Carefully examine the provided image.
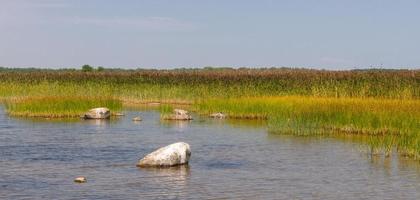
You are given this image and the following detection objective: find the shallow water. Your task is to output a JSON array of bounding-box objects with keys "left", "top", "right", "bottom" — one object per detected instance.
[{"left": 0, "top": 107, "right": 419, "bottom": 200}]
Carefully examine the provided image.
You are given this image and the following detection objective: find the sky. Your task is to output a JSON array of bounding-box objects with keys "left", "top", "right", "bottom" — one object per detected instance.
[{"left": 0, "top": 0, "right": 419, "bottom": 69}]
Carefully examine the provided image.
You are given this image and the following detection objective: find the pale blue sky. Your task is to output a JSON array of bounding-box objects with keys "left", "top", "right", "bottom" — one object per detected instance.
[{"left": 0, "top": 0, "right": 419, "bottom": 69}]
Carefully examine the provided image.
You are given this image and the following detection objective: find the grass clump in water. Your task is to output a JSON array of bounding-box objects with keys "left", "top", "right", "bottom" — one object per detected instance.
[
  {"left": 195, "top": 96, "right": 420, "bottom": 158},
  {"left": 195, "top": 96, "right": 419, "bottom": 135},
  {"left": 158, "top": 104, "right": 174, "bottom": 119},
  {"left": 5, "top": 96, "right": 122, "bottom": 118}
]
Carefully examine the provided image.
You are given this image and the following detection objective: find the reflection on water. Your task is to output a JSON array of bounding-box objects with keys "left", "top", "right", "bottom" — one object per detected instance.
[
  {"left": 225, "top": 118, "right": 268, "bottom": 128},
  {"left": 13, "top": 116, "right": 121, "bottom": 125},
  {"left": 140, "top": 165, "right": 190, "bottom": 187},
  {"left": 397, "top": 156, "right": 420, "bottom": 172},
  {"left": 160, "top": 119, "right": 191, "bottom": 129},
  {"left": 132, "top": 120, "right": 142, "bottom": 125},
  {"left": 140, "top": 165, "right": 190, "bottom": 176},
  {"left": 82, "top": 119, "right": 111, "bottom": 127},
  {"left": 0, "top": 107, "right": 419, "bottom": 199},
  {"left": 121, "top": 166, "right": 192, "bottom": 199},
  {"left": 15, "top": 116, "right": 82, "bottom": 123}
]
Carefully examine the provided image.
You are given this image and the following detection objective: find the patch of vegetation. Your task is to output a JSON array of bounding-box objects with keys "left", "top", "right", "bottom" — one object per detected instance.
[
  {"left": 194, "top": 96, "right": 420, "bottom": 159},
  {"left": 5, "top": 96, "right": 122, "bottom": 118}
]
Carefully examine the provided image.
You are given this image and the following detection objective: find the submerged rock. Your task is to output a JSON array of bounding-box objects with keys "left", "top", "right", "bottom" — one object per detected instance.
[
  {"left": 74, "top": 176, "right": 87, "bottom": 183},
  {"left": 132, "top": 116, "right": 142, "bottom": 121},
  {"left": 114, "top": 112, "right": 125, "bottom": 116},
  {"left": 137, "top": 142, "right": 191, "bottom": 167},
  {"left": 210, "top": 112, "right": 226, "bottom": 119},
  {"left": 162, "top": 109, "right": 192, "bottom": 120},
  {"left": 162, "top": 114, "right": 193, "bottom": 120},
  {"left": 83, "top": 107, "right": 110, "bottom": 119}
]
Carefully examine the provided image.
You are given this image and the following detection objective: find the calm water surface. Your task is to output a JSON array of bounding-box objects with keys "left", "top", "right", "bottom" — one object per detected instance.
[{"left": 0, "top": 107, "right": 419, "bottom": 199}]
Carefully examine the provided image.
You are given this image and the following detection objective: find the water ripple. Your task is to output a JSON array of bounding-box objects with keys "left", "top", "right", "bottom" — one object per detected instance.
[{"left": 0, "top": 108, "right": 419, "bottom": 199}]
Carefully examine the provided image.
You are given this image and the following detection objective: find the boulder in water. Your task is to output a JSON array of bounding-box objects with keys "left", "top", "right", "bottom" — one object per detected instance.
[
  {"left": 137, "top": 142, "right": 191, "bottom": 167},
  {"left": 132, "top": 116, "right": 142, "bottom": 121},
  {"left": 83, "top": 107, "right": 110, "bottom": 119},
  {"left": 162, "top": 109, "right": 192, "bottom": 120},
  {"left": 210, "top": 112, "right": 226, "bottom": 119},
  {"left": 114, "top": 112, "right": 125, "bottom": 116}
]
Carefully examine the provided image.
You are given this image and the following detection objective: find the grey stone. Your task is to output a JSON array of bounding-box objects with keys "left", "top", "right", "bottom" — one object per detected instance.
[
  {"left": 83, "top": 107, "right": 110, "bottom": 119},
  {"left": 74, "top": 176, "right": 87, "bottom": 183},
  {"left": 137, "top": 142, "right": 191, "bottom": 167},
  {"left": 132, "top": 116, "right": 142, "bottom": 121},
  {"left": 210, "top": 112, "right": 226, "bottom": 119},
  {"left": 162, "top": 109, "right": 192, "bottom": 120}
]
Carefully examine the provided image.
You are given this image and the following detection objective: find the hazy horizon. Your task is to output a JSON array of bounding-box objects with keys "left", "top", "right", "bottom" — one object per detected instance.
[{"left": 1, "top": 0, "right": 420, "bottom": 70}]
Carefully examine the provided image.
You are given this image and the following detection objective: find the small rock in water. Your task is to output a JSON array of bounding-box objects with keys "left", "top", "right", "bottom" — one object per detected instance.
[
  {"left": 210, "top": 112, "right": 226, "bottom": 119},
  {"left": 174, "top": 109, "right": 188, "bottom": 115},
  {"left": 114, "top": 112, "right": 125, "bottom": 116},
  {"left": 132, "top": 116, "right": 142, "bottom": 121},
  {"left": 83, "top": 107, "right": 110, "bottom": 119},
  {"left": 162, "top": 109, "right": 193, "bottom": 120},
  {"left": 74, "top": 176, "right": 87, "bottom": 183},
  {"left": 137, "top": 142, "right": 191, "bottom": 167}
]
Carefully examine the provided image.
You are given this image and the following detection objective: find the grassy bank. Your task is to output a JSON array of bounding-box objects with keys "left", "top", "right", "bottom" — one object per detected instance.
[
  {"left": 195, "top": 96, "right": 420, "bottom": 159},
  {"left": 194, "top": 96, "right": 419, "bottom": 135},
  {"left": 5, "top": 96, "right": 122, "bottom": 118}
]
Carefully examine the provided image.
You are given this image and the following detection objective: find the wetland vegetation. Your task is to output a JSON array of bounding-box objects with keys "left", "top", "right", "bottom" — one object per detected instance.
[
  {"left": 5, "top": 96, "right": 122, "bottom": 118},
  {"left": 0, "top": 67, "right": 419, "bottom": 159}
]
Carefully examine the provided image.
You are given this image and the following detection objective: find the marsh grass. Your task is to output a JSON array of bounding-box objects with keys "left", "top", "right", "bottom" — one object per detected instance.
[
  {"left": 159, "top": 104, "right": 174, "bottom": 115},
  {"left": 195, "top": 96, "right": 419, "bottom": 134},
  {"left": 0, "top": 69, "right": 418, "bottom": 116},
  {"left": 5, "top": 96, "right": 122, "bottom": 118},
  {"left": 195, "top": 96, "right": 420, "bottom": 158},
  {"left": 0, "top": 69, "right": 418, "bottom": 101}
]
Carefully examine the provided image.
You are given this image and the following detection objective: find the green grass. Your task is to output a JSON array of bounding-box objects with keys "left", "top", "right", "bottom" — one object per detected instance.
[
  {"left": 5, "top": 96, "right": 122, "bottom": 118},
  {"left": 159, "top": 104, "right": 174, "bottom": 115},
  {"left": 194, "top": 96, "right": 419, "bottom": 134},
  {"left": 194, "top": 96, "right": 420, "bottom": 159}
]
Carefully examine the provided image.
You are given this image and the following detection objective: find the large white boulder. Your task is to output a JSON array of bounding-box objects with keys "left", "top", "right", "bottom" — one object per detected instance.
[
  {"left": 137, "top": 142, "right": 191, "bottom": 167},
  {"left": 83, "top": 107, "right": 110, "bottom": 119}
]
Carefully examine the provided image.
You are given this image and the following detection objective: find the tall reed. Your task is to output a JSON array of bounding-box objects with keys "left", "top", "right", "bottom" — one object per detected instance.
[{"left": 0, "top": 68, "right": 418, "bottom": 101}]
